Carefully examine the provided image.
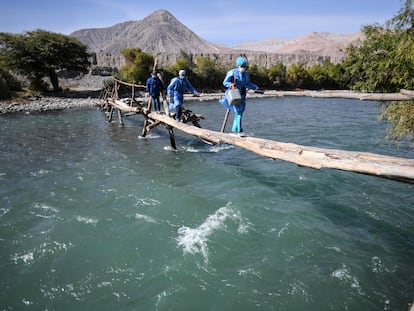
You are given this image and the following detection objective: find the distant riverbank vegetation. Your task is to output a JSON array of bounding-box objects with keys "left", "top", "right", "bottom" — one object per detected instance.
[
  {"left": 115, "top": 0, "right": 413, "bottom": 140},
  {"left": 0, "top": 1, "right": 412, "bottom": 140},
  {"left": 119, "top": 48, "right": 348, "bottom": 92}
]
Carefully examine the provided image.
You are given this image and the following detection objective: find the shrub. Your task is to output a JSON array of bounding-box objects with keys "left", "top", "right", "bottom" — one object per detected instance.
[
  {"left": 0, "top": 69, "right": 21, "bottom": 99},
  {"left": 0, "top": 76, "right": 11, "bottom": 99}
]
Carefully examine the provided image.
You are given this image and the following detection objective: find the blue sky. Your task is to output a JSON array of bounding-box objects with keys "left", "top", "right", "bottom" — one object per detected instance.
[{"left": 0, "top": 0, "right": 404, "bottom": 45}]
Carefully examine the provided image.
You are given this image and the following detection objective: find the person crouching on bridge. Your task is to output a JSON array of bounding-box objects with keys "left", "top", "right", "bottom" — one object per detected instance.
[
  {"left": 220, "top": 56, "right": 259, "bottom": 135},
  {"left": 167, "top": 70, "right": 199, "bottom": 122},
  {"left": 145, "top": 71, "right": 164, "bottom": 112}
]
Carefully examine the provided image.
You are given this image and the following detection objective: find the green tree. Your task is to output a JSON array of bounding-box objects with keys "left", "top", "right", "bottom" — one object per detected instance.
[
  {"left": 307, "top": 64, "right": 325, "bottom": 89},
  {"left": 344, "top": 26, "right": 408, "bottom": 92},
  {"left": 167, "top": 58, "right": 193, "bottom": 78},
  {"left": 324, "top": 61, "right": 346, "bottom": 89},
  {"left": 248, "top": 64, "right": 269, "bottom": 89},
  {"left": 267, "top": 63, "right": 286, "bottom": 89},
  {"left": 344, "top": 0, "right": 414, "bottom": 92},
  {"left": 162, "top": 57, "right": 200, "bottom": 89},
  {"left": 380, "top": 101, "right": 414, "bottom": 140},
  {"left": 307, "top": 63, "right": 341, "bottom": 90},
  {"left": 286, "top": 64, "right": 311, "bottom": 89},
  {"left": 0, "top": 30, "right": 90, "bottom": 92},
  {"left": 193, "top": 56, "right": 226, "bottom": 90},
  {"left": 345, "top": 0, "right": 414, "bottom": 140},
  {"left": 0, "top": 66, "right": 21, "bottom": 99},
  {"left": 119, "top": 48, "right": 154, "bottom": 84},
  {"left": 387, "top": 0, "right": 414, "bottom": 90}
]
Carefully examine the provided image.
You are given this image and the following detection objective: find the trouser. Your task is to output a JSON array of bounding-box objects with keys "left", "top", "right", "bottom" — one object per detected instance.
[
  {"left": 151, "top": 96, "right": 161, "bottom": 111},
  {"left": 175, "top": 105, "right": 183, "bottom": 122},
  {"left": 232, "top": 111, "right": 243, "bottom": 133}
]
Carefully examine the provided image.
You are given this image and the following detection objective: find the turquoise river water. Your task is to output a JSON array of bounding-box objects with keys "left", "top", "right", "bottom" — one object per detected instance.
[{"left": 0, "top": 96, "right": 413, "bottom": 310}]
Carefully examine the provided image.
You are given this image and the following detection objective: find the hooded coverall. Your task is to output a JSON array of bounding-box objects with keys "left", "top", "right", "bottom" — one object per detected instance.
[
  {"left": 167, "top": 77, "right": 199, "bottom": 122},
  {"left": 220, "top": 68, "right": 258, "bottom": 133}
]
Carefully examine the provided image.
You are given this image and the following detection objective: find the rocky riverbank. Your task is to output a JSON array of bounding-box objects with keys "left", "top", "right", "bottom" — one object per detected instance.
[
  {"left": 1, "top": 89, "right": 410, "bottom": 115},
  {"left": 0, "top": 96, "right": 100, "bottom": 114}
]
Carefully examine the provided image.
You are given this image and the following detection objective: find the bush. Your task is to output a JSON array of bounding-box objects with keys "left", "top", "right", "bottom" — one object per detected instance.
[
  {"left": 0, "top": 77, "right": 11, "bottom": 99},
  {"left": 29, "top": 78, "right": 49, "bottom": 93},
  {"left": 0, "top": 69, "right": 21, "bottom": 99},
  {"left": 380, "top": 101, "right": 414, "bottom": 140}
]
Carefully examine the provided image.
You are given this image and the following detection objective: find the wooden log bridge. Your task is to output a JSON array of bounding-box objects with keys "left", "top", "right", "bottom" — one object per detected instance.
[
  {"left": 147, "top": 112, "right": 414, "bottom": 184},
  {"left": 100, "top": 79, "right": 414, "bottom": 184},
  {"left": 103, "top": 98, "right": 414, "bottom": 184}
]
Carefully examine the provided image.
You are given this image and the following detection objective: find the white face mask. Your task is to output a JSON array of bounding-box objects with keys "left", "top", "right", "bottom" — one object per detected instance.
[
  {"left": 179, "top": 75, "right": 185, "bottom": 80},
  {"left": 239, "top": 67, "right": 246, "bottom": 73}
]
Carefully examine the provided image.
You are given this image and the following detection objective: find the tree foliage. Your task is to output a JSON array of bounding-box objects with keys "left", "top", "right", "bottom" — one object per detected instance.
[
  {"left": 0, "top": 30, "right": 90, "bottom": 92},
  {"left": 166, "top": 58, "right": 193, "bottom": 79},
  {"left": 344, "top": 0, "right": 414, "bottom": 139},
  {"left": 344, "top": 0, "right": 414, "bottom": 92},
  {"left": 247, "top": 64, "right": 269, "bottom": 89},
  {"left": 380, "top": 101, "right": 414, "bottom": 140},
  {"left": 0, "top": 67, "right": 21, "bottom": 99},
  {"left": 119, "top": 48, "right": 154, "bottom": 84},
  {"left": 193, "top": 56, "right": 226, "bottom": 91},
  {"left": 286, "top": 64, "right": 312, "bottom": 89},
  {"left": 267, "top": 63, "right": 287, "bottom": 88},
  {"left": 158, "top": 56, "right": 350, "bottom": 92}
]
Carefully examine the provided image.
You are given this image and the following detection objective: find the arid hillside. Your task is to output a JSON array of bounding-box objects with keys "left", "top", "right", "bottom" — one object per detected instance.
[
  {"left": 71, "top": 10, "right": 223, "bottom": 54},
  {"left": 70, "top": 9, "right": 363, "bottom": 68}
]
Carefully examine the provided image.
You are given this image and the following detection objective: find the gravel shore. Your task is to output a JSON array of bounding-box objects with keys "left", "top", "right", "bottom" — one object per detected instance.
[
  {"left": 0, "top": 91, "right": 245, "bottom": 115},
  {"left": 0, "top": 96, "right": 100, "bottom": 114},
  {"left": 1, "top": 89, "right": 381, "bottom": 115}
]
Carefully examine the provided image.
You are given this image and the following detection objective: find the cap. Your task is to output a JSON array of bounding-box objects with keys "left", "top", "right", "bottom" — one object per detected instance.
[{"left": 236, "top": 56, "right": 247, "bottom": 67}]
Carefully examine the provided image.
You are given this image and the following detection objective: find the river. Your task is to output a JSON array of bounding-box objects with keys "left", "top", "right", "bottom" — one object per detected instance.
[{"left": 0, "top": 96, "right": 413, "bottom": 310}]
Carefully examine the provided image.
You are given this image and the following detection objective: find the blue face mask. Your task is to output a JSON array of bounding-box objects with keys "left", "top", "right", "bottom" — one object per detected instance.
[{"left": 239, "top": 67, "right": 246, "bottom": 73}]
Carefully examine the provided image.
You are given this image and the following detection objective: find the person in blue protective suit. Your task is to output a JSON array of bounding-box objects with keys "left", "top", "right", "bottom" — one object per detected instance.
[
  {"left": 219, "top": 56, "right": 259, "bottom": 135},
  {"left": 167, "top": 70, "right": 199, "bottom": 122},
  {"left": 145, "top": 71, "right": 164, "bottom": 111}
]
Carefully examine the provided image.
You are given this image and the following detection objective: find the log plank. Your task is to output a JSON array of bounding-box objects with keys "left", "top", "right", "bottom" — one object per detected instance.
[
  {"left": 103, "top": 79, "right": 414, "bottom": 184},
  {"left": 147, "top": 112, "right": 414, "bottom": 184}
]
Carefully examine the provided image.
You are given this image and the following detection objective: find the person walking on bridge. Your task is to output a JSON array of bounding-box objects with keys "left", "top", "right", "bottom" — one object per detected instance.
[
  {"left": 220, "top": 56, "right": 259, "bottom": 135},
  {"left": 145, "top": 71, "right": 164, "bottom": 112},
  {"left": 167, "top": 70, "right": 199, "bottom": 122}
]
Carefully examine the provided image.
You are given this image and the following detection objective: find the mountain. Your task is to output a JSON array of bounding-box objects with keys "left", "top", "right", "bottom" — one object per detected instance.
[
  {"left": 70, "top": 9, "right": 364, "bottom": 68},
  {"left": 71, "top": 9, "right": 222, "bottom": 54},
  {"left": 232, "top": 37, "right": 289, "bottom": 54},
  {"left": 233, "top": 32, "right": 363, "bottom": 55}
]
